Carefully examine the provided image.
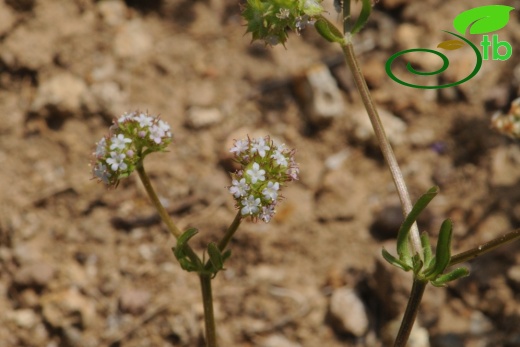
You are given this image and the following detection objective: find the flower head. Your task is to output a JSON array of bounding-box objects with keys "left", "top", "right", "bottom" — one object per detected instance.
[
  {"left": 228, "top": 135, "right": 298, "bottom": 222},
  {"left": 91, "top": 111, "right": 173, "bottom": 188},
  {"left": 242, "top": 0, "right": 323, "bottom": 46}
]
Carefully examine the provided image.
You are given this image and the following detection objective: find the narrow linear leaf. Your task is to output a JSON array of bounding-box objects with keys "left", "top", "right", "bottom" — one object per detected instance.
[
  {"left": 425, "top": 219, "right": 453, "bottom": 278},
  {"left": 207, "top": 242, "right": 224, "bottom": 272},
  {"left": 437, "top": 39, "right": 465, "bottom": 50},
  {"left": 314, "top": 16, "right": 345, "bottom": 44},
  {"left": 431, "top": 267, "right": 469, "bottom": 287},
  {"left": 412, "top": 254, "right": 423, "bottom": 274},
  {"left": 397, "top": 186, "right": 439, "bottom": 262},
  {"left": 351, "top": 0, "right": 372, "bottom": 34},
  {"left": 421, "top": 232, "right": 433, "bottom": 269},
  {"left": 382, "top": 248, "right": 412, "bottom": 271}
]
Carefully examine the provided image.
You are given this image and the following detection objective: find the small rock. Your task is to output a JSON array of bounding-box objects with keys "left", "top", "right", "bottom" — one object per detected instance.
[
  {"left": 119, "top": 287, "right": 151, "bottom": 314},
  {"left": 31, "top": 72, "right": 89, "bottom": 118},
  {"left": 1, "top": 25, "right": 55, "bottom": 70},
  {"left": 328, "top": 287, "right": 369, "bottom": 337},
  {"left": 13, "top": 262, "right": 55, "bottom": 287},
  {"left": 97, "top": 0, "right": 128, "bottom": 27},
  {"left": 349, "top": 108, "right": 407, "bottom": 146},
  {"left": 315, "top": 169, "right": 366, "bottom": 221},
  {"left": 89, "top": 81, "right": 128, "bottom": 116},
  {"left": 293, "top": 64, "right": 345, "bottom": 126},
  {"left": 490, "top": 146, "right": 520, "bottom": 186},
  {"left": 382, "top": 318, "right": 430, "bottom": 347},
  {"left": 185, "top": 106, "right": 223, "bottom": 129},
  {"left": 507, "top": 265, "right": 520, "bottom": 289},
  {"left": 7, "top": 309, "right": 39, "bottom": 329},
  {"left": 259, "top": 334, "right": 302, "bottom": 347},
  {"left": 114, "top": 19, "right": 152, "bottom": 59},
  {"left": 42, "top": 287, "right": 96, "bottom": 329},
  {"left": 0, "top": 1, "right": 16, "bottom": 36}
]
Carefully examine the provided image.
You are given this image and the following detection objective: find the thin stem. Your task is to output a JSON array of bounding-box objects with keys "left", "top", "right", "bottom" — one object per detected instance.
[
  {"left": 340, "top": 40, "right": 422, "bottom": 256},
  {"left": 217, "top": 211, "right": 243, "bottom": 252},
  {"left": 199, "top": 274, "right": 218, "bottom": 347},
  {"left": 136, "top": 163, "right": 201, "bottom": 266},
  {"left": 393, "top": 279, "right": 427, "bottom": 347},
  {"left": 343, "top": 0, "right": 352, "bottom": 34},
  {"left": 450, "top": 229, "right": 520, "bottom": 266}
]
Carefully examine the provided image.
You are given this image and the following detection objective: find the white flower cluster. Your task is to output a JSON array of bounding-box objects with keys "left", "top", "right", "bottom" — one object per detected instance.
[
  {"left": 91, "top": 111, "right": 172, "bottom": 187},
  {"left": 229, "top": 136, "right": 299, "bottom": 222},
  {"left": 491, "top": 97, "right": 520, "bottom": 139}
]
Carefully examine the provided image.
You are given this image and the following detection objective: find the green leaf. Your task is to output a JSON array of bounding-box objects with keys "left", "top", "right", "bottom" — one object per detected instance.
[
  {"left": 397, "top": 186, "right": 439, "bottom": 264},
  {"left": 207, "top": 243, "right": 224, "bottom": 272},
  {"left": 453, "top": 5, "right": 514, "bottom": 35},
  {"left": 382, "top": 248, "right": 412, "bottom": 271},
  {"left": 173, "top": 228, "right": 198, "bottom": 259},
  {"left": 431, "top": 267, "right": 469, "bottom": 287},
  {"left": 421, "top": 232, "right": 433, "bottom": 269},
  {"left": 314, "top": 16, "right": 345, "bottom": 44},
  {"left": 425, "top": 219, "right": 453, "bottom": 278},
  {"left": 351, "top": 0, "right": 372, "bottom": 34},
  {"left": 412, "top": 253, "right": 423, "bottom": 274}
]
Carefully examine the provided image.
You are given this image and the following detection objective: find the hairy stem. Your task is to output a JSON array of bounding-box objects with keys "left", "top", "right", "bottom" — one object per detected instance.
[
  {"left": 200, "top": 274, "right": 218, "bottom": 347},
  {"left": 393, "top": 279, "right": 427, "bottom": 347},
  {"left": 340, "top": 39, "right": 422, "bottom": 256},
  {"left": 450, "top": 229, "right": 520, "bottom": 266}
]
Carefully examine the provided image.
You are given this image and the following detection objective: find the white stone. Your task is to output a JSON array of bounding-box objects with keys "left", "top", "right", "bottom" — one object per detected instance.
[{"left": 329, "top": 287, "right": 369, "bottom": 337}]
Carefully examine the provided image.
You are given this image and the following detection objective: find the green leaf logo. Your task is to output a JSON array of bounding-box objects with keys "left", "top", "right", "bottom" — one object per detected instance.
[{"left": 453, "top": 5, "right": 514, "bottom": 35}]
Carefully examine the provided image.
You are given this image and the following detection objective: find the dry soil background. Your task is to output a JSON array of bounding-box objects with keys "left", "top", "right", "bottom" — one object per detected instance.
[{"left": 0, "top": 0, "right": 519, "bottom": 346}]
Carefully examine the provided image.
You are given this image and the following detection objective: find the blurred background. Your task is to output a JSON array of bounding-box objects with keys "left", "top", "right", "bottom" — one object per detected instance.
[{"left": 0, "top": 0, "right": 519, "bottom": 346}]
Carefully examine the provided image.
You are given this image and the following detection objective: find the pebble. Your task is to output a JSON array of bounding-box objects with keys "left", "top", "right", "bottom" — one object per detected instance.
[
  {"left": 328, "top": 287, "right": 369, "bottom": 337},
  {"left": 382, "top": 317, "right": 430, "bottom": 347},
  {"left": 7, "top": 309, "right": 39, "bottom": 329},
  {"left": 119, "top": 287, "right": 151, "bottom": 314},
  {"left": 185, "top": 106, "right": 223, "bottom": 129},
  {"left": 31, "top": 72, "right": 89, "bottom": 118},
  {"left": 259, "top": 334, "right": 302, "bottom": 347},
  {"left": 42, "top": 287, "right": 96, "bottom": 329},
  {"left": 1, "top": 24, "right": 55, "bottom": 70},
  {"left": 13, "top": 262, "right": 55, "bottom": 287},
  {"left": 0, "top": 1, "right": 16, "bottom": 36},
  {"left": 97, "top": 0, "right": 128, "bottom": 27},
  {"left": 114, "top": 19, "right": 152, "bottom": 59},
  {"left": 507, "top": 265, "right": 520, "bottom": 289},
  {"left": 490, "top": 146, "right": 520, "bottom": 186},
  {"left": 293, "top": 64, "right": 345, "bottom": 126},
  {"left": 349, "top": 108, "right": 407, "bottom": 146}
]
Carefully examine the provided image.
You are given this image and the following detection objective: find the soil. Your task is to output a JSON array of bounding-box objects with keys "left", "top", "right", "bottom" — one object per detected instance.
[{"left": 0, "top": 0, "right": 519, "bottom": 346}]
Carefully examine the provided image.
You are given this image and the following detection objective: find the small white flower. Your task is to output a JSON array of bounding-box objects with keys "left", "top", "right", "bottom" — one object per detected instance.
[
  {"left": 229, "top": 178, "right": 249, "bottom": 198},
  {"left": 287, "top": 166, "right": 299, "bottom": 180},
  {"left": 246, "top": 162, "right": 266, "bottom": 183},
  {"left": 241, "top": 195, "right": 261, "bottom": 215},
  {"left": 118, "top": 112, "right": 136, "bottom": 123},
  {"left": 110, "top": 134, "right": 132, "bottom": 151},
  {"left": 95, "top": 137, "right": 107, "bottom": 157},
  {"left": 106, "top": 152, "right": 127, "bottom": 171},
  {"left": 149, "top": 125, "right": 165, "bottom": 144},
  {"left": 230, "top": 139, "right": 249, "bottom": 155},
  {"left": 271, "top": 150, "right": 288, "bottom": 167},
  {"left": 260, "top": 204, "right": 276, "bottom": 223},
  {"left": 251, "top": 138, "right": 270, "bottom": 157},
  {"left": 93, "top": 163, "right": 111, "bottom": 184},
  {"left": 136, "top": 113, "right": 154, "bottom": 128},
  {"left": 295, "top": 15, "right": 312, "bottom": 31},
  {"left": 262, "top": 181, "right": 280, "bottom": 200},
  {"left": 157, "top": 120, "right": 172, "bottom": 137}
]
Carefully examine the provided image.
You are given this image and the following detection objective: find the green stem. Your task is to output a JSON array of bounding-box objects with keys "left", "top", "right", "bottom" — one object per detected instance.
[
  {"left": 343, "top": 0, "right": 352, "bottom": 34},
  {"left": 340, "top": 40, "right": 422, "bottom": 257},
  {"left": 393, "top": 279, "right": 427, "bottom": 347},
  {"left": 136, "top": 163, "right": 202, "bottom": 267},
  {"left": 450, "top": 229, "right": 520, "bottom": 266},
  {"left": 200, "top": 274, "right": 218, "bottom": 347},
  {"left": 217, "top": 211, "right": 243, "bottom": 252}
]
